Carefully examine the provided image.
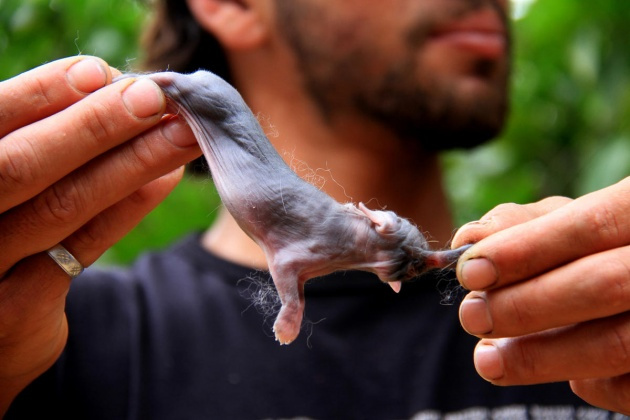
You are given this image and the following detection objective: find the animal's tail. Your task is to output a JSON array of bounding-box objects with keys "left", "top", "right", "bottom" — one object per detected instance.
[{"left": 423, "top": 244, "right": 473, "bottom": 270}]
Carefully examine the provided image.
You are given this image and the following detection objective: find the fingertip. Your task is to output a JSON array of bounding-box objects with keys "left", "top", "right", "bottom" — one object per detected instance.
[
  {"left": 457, "top": 257, "right": 498, "bottom": 290},
  {"left": 154, "top": 166, "right": 186, "bottom": 191},
  {"left": 474, "top": 340, "right": 505, "bottom": 382},
  {"left": 66, "top": 56, "right": 111, "bottom": 94},
  {"left": 121, "top": 78, "right": 166, "bottom": 119},
  {"left": 167, "top": 165, "right": 187, "bottom": 182},
  {"left": 459, "top": 292, "right": 493, "bottom": 336}
]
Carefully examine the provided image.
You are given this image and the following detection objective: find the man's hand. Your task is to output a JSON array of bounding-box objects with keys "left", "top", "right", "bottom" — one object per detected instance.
[
  {"left": 452, "top": 177, "right": 630, "bottom": 414},
  {"left": 0, "top": 56, "right": 201, "bottom": 413}
]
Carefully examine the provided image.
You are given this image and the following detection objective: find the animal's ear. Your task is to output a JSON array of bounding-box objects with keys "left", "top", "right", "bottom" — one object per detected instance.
[
  {"left": 187, "top": 0, "right": 268, "bottom": 51},
  {"left": 358, "top": 203, "right": 399, "bottom": 234}
]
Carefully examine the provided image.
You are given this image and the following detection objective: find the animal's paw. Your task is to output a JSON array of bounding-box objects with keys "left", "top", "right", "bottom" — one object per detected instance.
[{"left": 272, "top": 303, "right": 303, "bottom": 345}]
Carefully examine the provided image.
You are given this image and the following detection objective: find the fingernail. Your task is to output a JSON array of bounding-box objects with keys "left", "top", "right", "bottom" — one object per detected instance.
[
  {"left": 162, "top": 118, "right": 198, "bottom": 148},
  {"left": 67, "top": 58, "right": 108, "bottom": 94},
  {"left": 460, "top": 294, "right": 493, "bottom": 335},
  {"left": 474, "top": 342, "right": 504, "bottom": 381},
  {"left": 458, "top": 258, "right": 498, "bottom": 290},
  {"left": 122, "top": 78, "right": 165, "bottom": 119}
]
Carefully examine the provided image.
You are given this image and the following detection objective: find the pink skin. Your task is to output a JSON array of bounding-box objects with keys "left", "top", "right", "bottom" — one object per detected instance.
[{"left": 119, "top": 70, "right": 470, "bottom": 344}]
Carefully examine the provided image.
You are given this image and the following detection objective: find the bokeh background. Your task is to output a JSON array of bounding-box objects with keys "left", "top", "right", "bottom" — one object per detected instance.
[{"left": 1, "top": 0, "right": 629, "bottom": 265}]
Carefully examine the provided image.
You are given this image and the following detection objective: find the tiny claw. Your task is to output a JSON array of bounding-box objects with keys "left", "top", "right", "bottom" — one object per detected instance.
[{"left": 389, "top": 281, "right": 402, "bottom": 293}]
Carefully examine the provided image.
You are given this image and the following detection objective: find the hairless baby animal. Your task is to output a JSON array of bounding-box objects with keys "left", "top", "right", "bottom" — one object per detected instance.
[{"left": 119, "top": 71, "right": 471, "bottom": 344}]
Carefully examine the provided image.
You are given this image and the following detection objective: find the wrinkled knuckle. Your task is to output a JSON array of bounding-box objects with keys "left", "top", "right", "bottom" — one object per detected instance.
[
  {"left": 31, "top": 77, "right": 56, "bottom": 109},
  {"left": 506, "top": 293, "right": 533, "bottom": 332},
  {"left": 127, "top": 185, "right": 157, "bottom": 206},
  {"left": 602, "top": 322, "right": 630, "bottom": 372},
  {"left": 127, "top": 137, "right": 159, "bottom": 170},
  {"left": 77, "top": 103, "right": 118, "bottom": 144},
  {"left": 72, "top": 222, "right": 108, "bottom": 252},
  {"left": 32, "top": 182, "right": 84, "bottom": 227},
  {"left": 589, "top": 204, "right": 622, "bottom": 244},
  {"left": 511, "top": 340, "right": 541, "bottom": 379},
  {"left": 0, "top": 145, "right": 37, "bottom": 191}
]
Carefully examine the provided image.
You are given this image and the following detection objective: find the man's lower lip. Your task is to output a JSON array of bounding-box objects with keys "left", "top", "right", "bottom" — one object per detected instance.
[{"left": 429, "top": 32, "right": 506, "bottom": 59}]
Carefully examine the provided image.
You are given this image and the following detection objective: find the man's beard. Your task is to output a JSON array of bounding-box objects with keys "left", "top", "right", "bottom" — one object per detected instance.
[
  {"left": 276, "top": 0, "right": 510, "bottom": 151},
  {"left": 352, "top": 52, "right": 509, "bottom": 151}
]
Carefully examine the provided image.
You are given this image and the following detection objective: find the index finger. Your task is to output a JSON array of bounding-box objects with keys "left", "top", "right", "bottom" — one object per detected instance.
[
  {"left": 0, "top": 56, "right": 113, "bottom": 138},
  {"left": 451, "top": 196, "right": 572, "bottom": 249},
  {"left": 456, "top": 177, "right": 630, "bottom": 290}
]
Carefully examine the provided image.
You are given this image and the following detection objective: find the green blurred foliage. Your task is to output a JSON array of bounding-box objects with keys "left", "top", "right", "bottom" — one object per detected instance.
[
  {"left": 443, "top": 0, "right": 630, "bottom": 225},
  {"left": 2, "top": 0, "right": 630, "bottom": 263},
  {"left": 0, "top": 0, "right": 146, "bottom": 78}
]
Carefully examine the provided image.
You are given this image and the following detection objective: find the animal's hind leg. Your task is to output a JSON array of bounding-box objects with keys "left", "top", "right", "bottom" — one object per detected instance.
[{"left": 269, "top": 263, "right": 305, "bottom": 345}]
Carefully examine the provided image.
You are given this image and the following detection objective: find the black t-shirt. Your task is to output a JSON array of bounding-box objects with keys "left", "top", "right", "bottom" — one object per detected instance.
[{"left": 8, "top": 234, "right": 613, "bottom": 419}]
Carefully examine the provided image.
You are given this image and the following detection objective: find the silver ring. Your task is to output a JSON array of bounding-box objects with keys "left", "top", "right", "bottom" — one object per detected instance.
[{"left": 46, "top": 244, "right": 84, "bottom": 279}]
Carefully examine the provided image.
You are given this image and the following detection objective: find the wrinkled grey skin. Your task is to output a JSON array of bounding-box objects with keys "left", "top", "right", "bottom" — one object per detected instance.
[{"left": 121, "top": 71, "right": 470, "bottom": 344}]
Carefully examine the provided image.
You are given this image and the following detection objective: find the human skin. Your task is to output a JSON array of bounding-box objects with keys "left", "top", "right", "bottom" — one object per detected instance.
[
  {"left": 0, "top": 56, "right": 201, "bottom": 413},
  {"left": 453, "top": 177, "right": 630, "bottom": 414}
]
